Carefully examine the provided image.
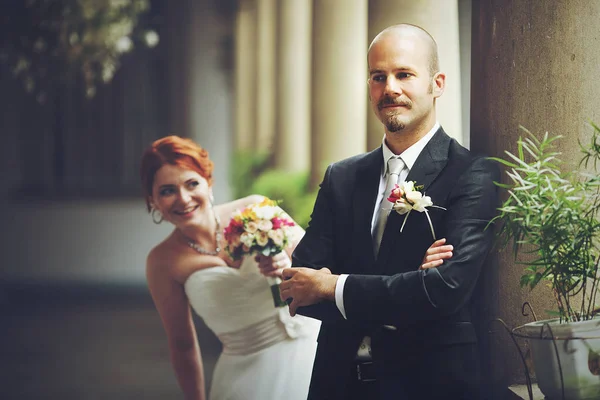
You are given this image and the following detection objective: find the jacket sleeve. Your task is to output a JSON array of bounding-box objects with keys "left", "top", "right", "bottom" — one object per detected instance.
[
  {"left": 291, "top": 165, "right": 345, "bottom": 322},
  {"left": 343, "top": 157, "right": 499, "bottom": 325}
]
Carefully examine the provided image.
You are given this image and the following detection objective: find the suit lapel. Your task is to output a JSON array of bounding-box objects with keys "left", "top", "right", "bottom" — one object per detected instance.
[
  {"left": 350, "top": 147, "right": 382, "bottom": 273},
  {"left": 373, "top": 128, "right": 452, "bottom": 274}
]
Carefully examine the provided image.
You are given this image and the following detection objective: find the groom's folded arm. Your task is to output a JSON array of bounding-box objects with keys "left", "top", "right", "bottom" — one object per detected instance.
[{"left": 342, "top": 157, "right": 500, "bottom": 325}]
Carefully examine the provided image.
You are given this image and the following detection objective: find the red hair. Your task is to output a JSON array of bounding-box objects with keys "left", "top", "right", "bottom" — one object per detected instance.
[{"left": 140, "top": 135, "right": 214, "bottom": 212}]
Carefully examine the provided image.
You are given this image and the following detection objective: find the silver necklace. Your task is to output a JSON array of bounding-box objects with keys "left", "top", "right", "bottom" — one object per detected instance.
[{"left": 184, "top": 211, "right": 222, "bottom": 256}]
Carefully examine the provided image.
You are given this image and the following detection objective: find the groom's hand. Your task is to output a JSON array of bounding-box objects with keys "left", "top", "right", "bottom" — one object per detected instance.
[
  {"left": 420, "top": 238, "right": 453, "bottom": 270},
  {"left": 279, "top": 267, "right": 338, "bottom": 316}
]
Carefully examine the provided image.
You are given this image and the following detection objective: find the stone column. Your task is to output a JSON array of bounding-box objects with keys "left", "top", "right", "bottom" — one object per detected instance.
[
  {"left": 255, "top": 0, "right": 277, "bottom": 152},
  {"left": 234, "top": 0, "right": 257, "bottom": 152},
  {"left": 367, "top": 0, "right": 464, "bottom": 150},
  {"left": 186, "top": 0, "right": 236, "bottom": 202},
  {"left": 310, "top": 0, "right": 368, "bottom": 187},
  {"left": 273, "top": 0, "right": 312, "bottom": 172},
  {"left": 471, "top": 0, "right": 600, "bottom": 392}
]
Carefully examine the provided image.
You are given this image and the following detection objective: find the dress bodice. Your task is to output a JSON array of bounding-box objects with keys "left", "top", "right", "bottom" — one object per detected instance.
[{"left": 184, "top": 256, "right": 317, "bottom": 355}]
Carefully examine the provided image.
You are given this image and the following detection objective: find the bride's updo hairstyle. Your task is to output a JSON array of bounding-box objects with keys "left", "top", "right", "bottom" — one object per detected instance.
[{"left": 140, "top": 135, "right": 214, "bottom": 212}]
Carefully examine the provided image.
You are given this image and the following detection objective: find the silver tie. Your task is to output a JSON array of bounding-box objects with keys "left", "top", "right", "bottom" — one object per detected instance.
[
  {"left": 357, "top": 157, "right": 405, "bottom": 361},
  {"left": 373, "top": 157, "right": 405, "bottom": 254}
]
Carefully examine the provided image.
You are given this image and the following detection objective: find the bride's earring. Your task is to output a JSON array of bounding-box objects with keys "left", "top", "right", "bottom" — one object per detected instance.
[
  {"left": 151, "top": 208, "right": 164, "bottom": 224},
  {"left": 209, "top": 193, "right": 215, "bottom": 207}
]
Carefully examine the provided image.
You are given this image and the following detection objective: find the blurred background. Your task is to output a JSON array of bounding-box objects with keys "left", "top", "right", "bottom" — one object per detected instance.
[{"left": 0, "top": 0, "right": 471, "bottom": 398}]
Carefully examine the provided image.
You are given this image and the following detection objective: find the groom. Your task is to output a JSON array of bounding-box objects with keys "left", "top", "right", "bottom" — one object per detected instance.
[{"left": 278, "top": 24, "right": 498, "bottom": 399}]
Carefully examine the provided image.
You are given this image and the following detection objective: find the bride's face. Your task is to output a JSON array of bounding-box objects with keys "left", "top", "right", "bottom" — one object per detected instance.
[{"left": 150, "top": 164, "right": 213, "bottom": 227}]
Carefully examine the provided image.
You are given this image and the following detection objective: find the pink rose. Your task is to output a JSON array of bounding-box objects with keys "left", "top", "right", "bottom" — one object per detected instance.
[{"left": 387, "top": 184, "right": 404, "bottom": 203}]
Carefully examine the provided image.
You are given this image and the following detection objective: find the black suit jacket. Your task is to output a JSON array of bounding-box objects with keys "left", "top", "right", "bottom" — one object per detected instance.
[{"left": 292, "top": 128, "right": 499, "bottom": 399}]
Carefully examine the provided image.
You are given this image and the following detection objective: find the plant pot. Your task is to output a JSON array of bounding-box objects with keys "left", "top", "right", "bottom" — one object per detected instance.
[{"left": 515, "top": 318, "right": 600, "bottom": 400}]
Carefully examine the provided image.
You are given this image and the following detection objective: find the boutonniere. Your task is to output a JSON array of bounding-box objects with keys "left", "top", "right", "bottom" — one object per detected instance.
[{"left": 387, "top": 181, "right": 446, "bottom": 240}]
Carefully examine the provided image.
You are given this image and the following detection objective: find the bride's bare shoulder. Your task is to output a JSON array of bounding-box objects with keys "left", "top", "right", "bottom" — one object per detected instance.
[
  {"left": 146, "top": 235, "right": 180, "bottom": 275},
  {"left": 147, "top": 239, "right": 228, "bottom": 284}
]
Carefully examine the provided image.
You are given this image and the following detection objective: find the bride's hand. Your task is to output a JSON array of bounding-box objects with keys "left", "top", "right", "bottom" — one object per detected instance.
[
  {"left": 419, "top": 238, "right": 453, "bottom": 270},
  {"left": 256, "top": 252, "right": 291, "bottom": 277}
]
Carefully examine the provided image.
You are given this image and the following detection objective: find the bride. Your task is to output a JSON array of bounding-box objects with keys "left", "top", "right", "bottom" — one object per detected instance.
[{"left": 140, "top": 135, "right": 320, "bottom": 400}]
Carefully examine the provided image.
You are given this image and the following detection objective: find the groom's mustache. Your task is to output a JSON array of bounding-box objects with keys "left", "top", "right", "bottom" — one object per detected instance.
[{"left": 378, "top": 96, "right": 412, "bottom": 110}]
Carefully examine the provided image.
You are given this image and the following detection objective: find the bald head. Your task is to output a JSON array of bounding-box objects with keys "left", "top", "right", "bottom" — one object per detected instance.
[{"left": 368, "top": 24, "right": 439, "bottom": 77}]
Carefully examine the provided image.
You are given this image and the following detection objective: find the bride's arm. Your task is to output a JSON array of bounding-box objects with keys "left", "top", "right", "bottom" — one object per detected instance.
[{"left": 146, "top": 250, "right": 206, "bottom": 400}]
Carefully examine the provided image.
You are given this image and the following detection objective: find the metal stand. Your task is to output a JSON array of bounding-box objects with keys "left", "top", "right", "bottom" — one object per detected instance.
[
  {"left": 493, "top": 302, "right": 600, "bottom": 400},
  {"left": 491, "top": 302, "right": 565, "bottom": 400}
]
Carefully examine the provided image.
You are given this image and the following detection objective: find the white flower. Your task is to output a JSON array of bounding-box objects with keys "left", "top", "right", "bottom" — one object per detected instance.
[
  {"left": 245, "top": 221, "right": 258, "bottom": 233},
  {"left": 268, "top": 229, "right": 284, "bottom": 246},
  {"left": 257, "top": 219, "right": 273, "bottom": 232},
  {"left": 411, "top": 195, "right": 433, "bottom": 212},
  {"left": 256, "top": 231, "right": 269, "bottom": 246},
  {"left": 392, "top": 199, "right": 412, "bottom": 215},
  {"left": 254, "top": 205, "right": 277, "bottom": 220},
  {"left": 144, "top": 31, "right": 159, "bottom": 47},
  {"left": 115, "top": 36, "right": 133, "bottom": 53},
  {"left": 240, "top": 232, "right": 255, "bottom": 247},
  {"left": 404, "top": 189, "right": 421, "bottom": 203},
  {"left": 398, "top": 180, "right": 415, "bottom": 193}
]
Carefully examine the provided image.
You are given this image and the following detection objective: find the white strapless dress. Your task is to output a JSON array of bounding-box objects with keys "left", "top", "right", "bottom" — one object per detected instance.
[{"left": 184, "top": 256, "right": 321, "bottom": 400}]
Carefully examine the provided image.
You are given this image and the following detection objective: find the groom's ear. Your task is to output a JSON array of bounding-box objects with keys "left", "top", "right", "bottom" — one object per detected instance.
[{"left": 432, "top": 72, "right": 445, "bottom": 98}]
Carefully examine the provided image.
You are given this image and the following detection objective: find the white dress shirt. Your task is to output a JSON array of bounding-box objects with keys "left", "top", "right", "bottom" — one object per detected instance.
[{"left": 335, "top": 122, "right": 440, "bottom": 319}]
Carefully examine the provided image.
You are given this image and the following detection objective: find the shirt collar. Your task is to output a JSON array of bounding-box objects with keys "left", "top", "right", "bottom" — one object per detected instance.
[{"left": 381, "top": 122, "right": 440, "bottom": 175}]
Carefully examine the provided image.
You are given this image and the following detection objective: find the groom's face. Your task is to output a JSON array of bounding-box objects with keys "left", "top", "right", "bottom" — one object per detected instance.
[{"left": 367, "top": 32, "right": 443, "bottom": 135}]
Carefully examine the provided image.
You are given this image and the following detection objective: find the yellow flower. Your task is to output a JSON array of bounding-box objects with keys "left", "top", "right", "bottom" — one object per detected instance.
[{"left": 258, "top": 197, "right": 277, "bottom": 207}]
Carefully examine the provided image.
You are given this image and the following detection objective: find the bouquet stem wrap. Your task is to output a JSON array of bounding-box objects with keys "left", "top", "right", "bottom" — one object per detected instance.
[{"left": 266, "top": 276, "right": 287, "bottom": 308}]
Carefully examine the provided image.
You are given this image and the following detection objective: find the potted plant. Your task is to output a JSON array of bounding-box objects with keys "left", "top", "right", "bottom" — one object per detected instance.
[{"left": 491, "top": 122, "right": 600, "bottom": 400}]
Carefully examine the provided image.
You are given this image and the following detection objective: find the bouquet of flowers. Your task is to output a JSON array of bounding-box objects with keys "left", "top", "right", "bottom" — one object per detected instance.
[{"left": 223, "top": 198, "right": 297, "bottom": 307}]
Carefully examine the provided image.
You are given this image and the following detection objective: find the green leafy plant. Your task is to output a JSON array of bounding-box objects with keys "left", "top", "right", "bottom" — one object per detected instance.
[
  {"left": 230, "top": 150, "right": 271, "bottom": 199},
  {"left": 248, "top": 169, "right": 317, "bottom": 229},
  {"left": 491, "top": 123, "right": 600, "bottom": 322},
  {"left": 230, "top": 151, "right": 317, "bottom": 229}
]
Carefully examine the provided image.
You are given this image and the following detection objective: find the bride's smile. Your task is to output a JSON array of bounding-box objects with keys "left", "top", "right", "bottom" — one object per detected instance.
[{"left": 173, "top": 204, "right": 200, "bottom": 218}]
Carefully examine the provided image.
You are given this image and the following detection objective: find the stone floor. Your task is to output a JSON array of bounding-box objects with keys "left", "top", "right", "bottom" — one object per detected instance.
[
  {"left": 1, "top": 283, "right": 221, "bottom": 400},
  {"left": 1, "top": 283, "right": 543, "bottom": 400}
]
